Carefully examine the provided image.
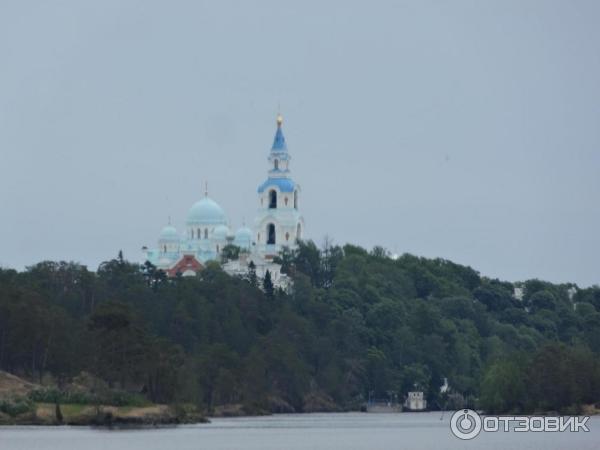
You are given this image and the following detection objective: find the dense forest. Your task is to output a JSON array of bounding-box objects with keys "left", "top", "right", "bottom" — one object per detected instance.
[{"left": 1, "top": 241, "right": 600, "bottom": 415}]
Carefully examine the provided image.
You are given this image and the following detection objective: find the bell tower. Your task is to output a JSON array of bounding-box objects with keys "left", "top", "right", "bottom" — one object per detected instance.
[{"left": 254, "top": 114, "right": 304, "bottom": 258}]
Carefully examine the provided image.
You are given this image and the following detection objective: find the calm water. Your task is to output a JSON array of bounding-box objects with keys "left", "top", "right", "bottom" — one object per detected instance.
[{"left": 1, "top": 412, "right": 599, "bottom": 450}]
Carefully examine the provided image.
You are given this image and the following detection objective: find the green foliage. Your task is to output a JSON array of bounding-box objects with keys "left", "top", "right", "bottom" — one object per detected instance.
[
  {"left": 0, "top": 244, "right": 598, "bottom": 414},
  {"left": 221, "top": 244, "right": 241, "bottom": 262},
  {"left": 0, "top": 398, "right": 34, "bottom": 417},
  {"left": 480, "top": 358, "right": 527, "bottom": 413},
  {"left": 263, "top": 270, "right": 274, "bottom": 299},
  {"left": 480, "top": 344, "right": 600, "bottom": 414},
  {"left": 29, "top": 388, "right": 91, "bottom": 404},
  {"left": 246, "top": 261, "right": 258, "bottom": 288}
]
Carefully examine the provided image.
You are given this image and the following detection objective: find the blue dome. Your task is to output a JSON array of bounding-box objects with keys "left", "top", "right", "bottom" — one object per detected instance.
[
  {"left": 257, "top": 177, "right": 296, "bottom": 193},
  {"left": 159, "top": 225, "right": 179, "bottom": 242},
  {"left": 213, "top": 224, "right": 230, "bottom": 240},
  {"left": 187, "top": 197, "right": 227, "bottom": 225},
  {"left": 233, "top": 226, "right": 253, "bottom": 249}
]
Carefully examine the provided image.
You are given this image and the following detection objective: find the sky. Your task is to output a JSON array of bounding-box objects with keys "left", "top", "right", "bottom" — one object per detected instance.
[{"left": 0, "top": 0, "right": 599, "bottom": 286}]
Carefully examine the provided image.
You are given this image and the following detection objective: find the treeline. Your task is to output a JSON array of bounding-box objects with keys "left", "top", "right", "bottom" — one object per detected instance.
[
  {"left": 480, "top": 344, "right": 600, "bottom": 414},
  {"left": 0, "top": 243, "right": 599, "bottom": 414}
]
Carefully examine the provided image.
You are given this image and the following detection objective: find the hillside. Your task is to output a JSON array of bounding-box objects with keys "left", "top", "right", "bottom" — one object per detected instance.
[
  {"left": 0, "top": 371, "right": 39, "bottom": 398},
  {"left": 1, "top": 241, "right": 599, "bottom": 416}
]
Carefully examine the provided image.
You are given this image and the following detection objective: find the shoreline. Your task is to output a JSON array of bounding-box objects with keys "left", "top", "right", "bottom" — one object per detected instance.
[
  {"left": 3, "top": 405, "right": 599, "bottom": 427},
  {"left": 0, "top": 403, "right": 209, "bottom": 427}
]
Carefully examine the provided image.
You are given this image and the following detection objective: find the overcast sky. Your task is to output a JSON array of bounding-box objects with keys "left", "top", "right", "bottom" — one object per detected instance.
[{"left": 1, "top": 0, "right": 599, "bottom": 286}]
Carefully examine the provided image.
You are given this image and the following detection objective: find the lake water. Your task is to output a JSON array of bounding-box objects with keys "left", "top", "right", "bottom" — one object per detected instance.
[{"left": 1, "top": 412, "right": 599, "bottom": 449}]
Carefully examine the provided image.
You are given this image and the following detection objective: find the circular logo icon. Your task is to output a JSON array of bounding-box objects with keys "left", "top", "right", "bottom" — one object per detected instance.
[{"left": 450, "top": 409, "right": 482, "bottom": 440}]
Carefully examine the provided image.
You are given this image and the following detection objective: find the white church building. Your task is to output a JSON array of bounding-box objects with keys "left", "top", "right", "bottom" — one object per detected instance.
[{"left": 143, "top": 114, "right": 304, "bottom": 288}]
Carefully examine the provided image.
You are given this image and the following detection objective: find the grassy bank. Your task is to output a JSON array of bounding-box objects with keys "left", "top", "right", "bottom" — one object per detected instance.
[
  {"left": 0, "top": 402, "right": 208, "bottom": 426},
  {"left": 0, "top": 371, "right": 207, "bottom": 426}
]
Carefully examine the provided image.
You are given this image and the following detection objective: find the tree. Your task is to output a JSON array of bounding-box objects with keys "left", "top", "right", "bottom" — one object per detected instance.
[
  {"left": 221, "top": 244, "right": 241, "bottom": 262},
  {"left": 88, "top": 301, "right": 149, "bottom": 387},
  {"left": 371, "top": 246, "right": 389, "bottom": 259},
  {"left": 294, "top": 240, "right": 323, "bottom": 287},
  {"left": 274, "top": 246, "right": 296, "bottom": 275},
  {"left": 321, "top": 236, "right": 343, "bottom": 288},
  {"left": 474, "top": 283, "right": 514, "bottom": 312},
  {"left": 479, "top": 358, "right": 526, "bottom": 413},
  {"left": 529, "top": 290, "right": 558, "bottom": 312},
  {"left": 263, "top": 270, "right": 274, "bottom": 299},
  {"left": 140, "top": 261, "right": 167, "bottom": 292},
  {"left": 527, "top": 344, "right": 580, "bottom": 412},
  {"left": 246, "top": 261, "right": 258, "bottom": 288}
]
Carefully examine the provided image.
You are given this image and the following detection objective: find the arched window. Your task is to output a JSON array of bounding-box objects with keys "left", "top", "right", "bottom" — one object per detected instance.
[
  {"left": 285, "top": 232, "right": 289, "bottom": 241},
  {"left": 197, "top": 228, "right": 201, "bottom": 239},
  {"left": 267, "top": 223, "right": 276, "bottom": 245},
  {"left": 204, "top": 228, "right": 208, "bottom": 239},
  {"left": 274, "top": 159, "right": 279, "bottom": 170},
  {"left": 284, "top": 197, "right": 288, "bottom": 206},
  {"left": 293, "top": 190, "right": 298, "bottom": 209},
  {"left": 296, "top": 223, "right": 301, "bottom": 241},
  {"left": 163, "top": 245, "right": 167, "bottom": 253},
  {"left": 269, "top": 190, "right": 277, "bottom": 209}
]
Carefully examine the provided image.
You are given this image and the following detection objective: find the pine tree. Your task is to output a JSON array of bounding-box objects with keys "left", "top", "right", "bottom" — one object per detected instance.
[
  {"left": 247, "top": 261, "right": 258, "bottom": 288},
  {"left": 263, "top": 269, "right": 274, "bottom": 299}
]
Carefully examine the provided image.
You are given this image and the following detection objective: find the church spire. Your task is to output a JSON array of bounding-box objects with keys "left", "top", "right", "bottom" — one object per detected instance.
[
  {"left": 272, "top": 113, "right": 287, "bottom": 151},
  {"left": 255, "top": 112, "right": 303, "bottom": 258}
]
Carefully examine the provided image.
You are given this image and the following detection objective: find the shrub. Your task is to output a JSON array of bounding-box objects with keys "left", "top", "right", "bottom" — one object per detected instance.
[{"left": 0, "top": 398, "right": 35, "bottom": 417}]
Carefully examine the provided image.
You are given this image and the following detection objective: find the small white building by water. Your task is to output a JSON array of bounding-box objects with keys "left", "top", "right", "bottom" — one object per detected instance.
[{"left": 404, "top": 392, "right": 427, "bottom": 411}]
